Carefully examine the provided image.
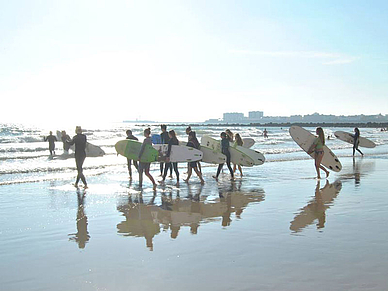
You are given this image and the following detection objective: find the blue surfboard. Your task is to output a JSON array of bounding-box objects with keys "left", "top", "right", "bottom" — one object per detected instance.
[{"left": 151, "top": 134, "right": 162, "bottom": 144}]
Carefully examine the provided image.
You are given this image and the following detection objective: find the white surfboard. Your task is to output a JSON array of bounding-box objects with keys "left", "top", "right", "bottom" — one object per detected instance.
[
  {"left": 153, "top": 144, "right": 203, "bottom": 163},
  {"left": 199, "top": 145, "right": 226, "bottom": 164},
  {"left": 289, "top": 126, "right": 342, "bottom": 172},
  {"left": 232, "top": 144, "right": 265, "bottom": 165},
  {"left": 334, "top": 131, "right": 376, "bottom": 148},
  {"left": 242, "top": 138, "right": 255, "bottom": 148},
  {"left": 201, "top": 136, "right": 254, "bottom": 167},
  {"left": 56, "top": 130, "right": 105, "bottom": 157}
]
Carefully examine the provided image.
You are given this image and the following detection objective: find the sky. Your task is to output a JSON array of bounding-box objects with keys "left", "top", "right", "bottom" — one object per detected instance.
[{"left": 1, "top": 0, "right": 387, "bottom": 124}]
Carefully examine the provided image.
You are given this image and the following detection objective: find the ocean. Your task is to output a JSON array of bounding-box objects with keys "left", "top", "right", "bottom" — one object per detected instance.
[{"left": 1, "top": 122, "right": 387, "bottom": 186}]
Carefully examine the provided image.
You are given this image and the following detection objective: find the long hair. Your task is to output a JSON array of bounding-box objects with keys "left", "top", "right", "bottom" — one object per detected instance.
[
  {"left": 235, "top": 133, "right": 243, "bottom": 146},
  {"left": 355, "top": 128, "right": 360, "bottom": 135},
  {"left": 316, "top": 127, "right": 325, "bottom": 145},
  {"left": 169, "top": 130, "right": 177, "bottom": 140},
  {"left": 189, "top": 131, "right": 200, "bottom": 148}
]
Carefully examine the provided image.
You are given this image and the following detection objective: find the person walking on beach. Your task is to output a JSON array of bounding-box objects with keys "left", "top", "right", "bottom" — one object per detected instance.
[
  {"left": 61, "top": 130, "right": 71, "bottom": 154},
  {"left": 186, "top": 126, "right": 202, "bottom": 173},
  {"left": 160, "top": 125, "right": 172, "bottom": 177},
  {"left": 184, "top": 131, "right": 204, "bottom": 184},
  {"left": 213, "top": 132, "right": 234, "bottom": 180},
  {"left": 233, "top": 133, "right": 244, "bottom": 176},
  {"left": 138, "top": 128, "right": 157, "bottom": 190},
  {"left": 352, "top": 128, "right": 364, "bottom": 157},
  {"left": 160, "top": 130, "right": 180, "bottom": 185},
  {"left": 307, "top": 127, "right": 330, "bottom": 179},
  {"left": 126, "top": 129, "right": 139, "bottom": 179},
  {"left": 44, "top": 131, "right": 57, "bottom": 156},
  {"left": 67, "top": 126, "right": 88, "bottom": 189}
]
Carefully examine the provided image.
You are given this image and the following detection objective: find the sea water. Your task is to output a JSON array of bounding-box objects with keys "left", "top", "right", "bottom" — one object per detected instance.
[{"left": 1, "top": 122, "right": 387, "bottom": 186}]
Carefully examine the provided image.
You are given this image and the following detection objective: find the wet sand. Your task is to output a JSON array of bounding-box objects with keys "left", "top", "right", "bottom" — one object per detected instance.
[{"left": 1, "top": 156, "right": 387, "bottom": 291}]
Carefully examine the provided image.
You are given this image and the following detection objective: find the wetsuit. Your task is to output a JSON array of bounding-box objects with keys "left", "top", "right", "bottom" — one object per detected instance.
[
  {"left": 160, "top": 131, "right": 172, "bottom": 176},
  {"left": 187, "top": 140, "right": 199, "bottom": 169},
  {"left": 68, "top": 133, "right": 87, "bottom": 186},
  {"left": 61, "top": 134, "right": 71, "bottom": 153},
  {"left": 126, "top": 134, "right": 139, "bottom": 176},
  {"left": 44, "top": 134, "right": 57, "bottom": 155},
  {"left": 138, "top": 136, "right": 152, "bottom": 173},
  {"left": 216, "top": 138, "right": 234, "bottom": 178},
  {"left": 163, "top": 137, "right": 179, "bottom": 180},
  {"left": 352, "top": 131, "right": 363, "bottom": 156}
]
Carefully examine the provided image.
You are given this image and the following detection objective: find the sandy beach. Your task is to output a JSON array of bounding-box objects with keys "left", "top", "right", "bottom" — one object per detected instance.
[{"left": 1, "top": 152, "right": 387, "bottom": 291}]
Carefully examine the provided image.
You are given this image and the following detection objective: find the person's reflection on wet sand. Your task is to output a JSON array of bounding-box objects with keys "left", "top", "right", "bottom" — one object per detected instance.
[
  {"left": 116, "top": 191, "right": 160, "bottom": 251},
  {"left": 68, "top": 189, "right": 90, "bottom": 249},
  {"left": 353, "top": 157, "right": 361, "bottom": 186},
  {"left": 290, "top": 179, "right": 342, "bottom": 233}
]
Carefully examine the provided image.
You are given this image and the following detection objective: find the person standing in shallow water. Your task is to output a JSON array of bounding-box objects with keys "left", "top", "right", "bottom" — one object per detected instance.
[
  {"left": 67, "top": 126, "right": 88, "bottom": 189},
  {"left": 307, "top": 127, "right": 330, "bottom": 180},
  {"left": 44, "top": 131, "right": 57, "bottom": 156},
  {"left": 138, "top": 128, "right": 157, "bottom": 190},
  {"left": 126, "top": 129, "right": 139, "bottom": 179},
  {"left": 213, "top": 132, "right": 234, "bottom": 180},
  {"left": 352, "top": 128, "right": 364, "bottom": 157},
  {"left": 61, "top": 130, "right": 71, "bottom": 154}
]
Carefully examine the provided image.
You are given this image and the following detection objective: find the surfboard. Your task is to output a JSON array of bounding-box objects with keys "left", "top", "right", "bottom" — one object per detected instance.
[
  {"left": 231, "top": 144, "right": 265, "bottom": 165},
  {"left": 334, "top": 131, "right": 376, "bottom": 148},
  {"left": 151, "top": 134, "right": 162, "bottom": 144},
  {"left": 115, "top": 140, "right": 158, "bottom": 163},
  {"left": 153, "top": 144, "right": 203, "bottom": 163},
  {"left": 56, "top": 130, "right": 105, "bottom": 157},
  {"left": 201, "top": 136, "right": 254, "bottom": 167},
  {"left": 199, "top": 145, "right": 227, "bottom": 164},
  {"left": 242, "top": 138, "right": 255, "bottom": 148},
  {"left": 289, "top": 126, "right": 342, "bottom": 172}
]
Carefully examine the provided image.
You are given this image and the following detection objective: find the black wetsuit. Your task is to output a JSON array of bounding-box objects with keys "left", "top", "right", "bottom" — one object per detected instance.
[
  {"left": 187, "top": 140, "right": 199, "bottom": 168},
  {"left": 61, "top": 134, "right": 71, "bottom": 152},
  {"left": 126, "top": 134, "right": 139, "bottom": 175},
  {"left": 216, "top": 138, "right": 234, "bottom": 178},
  {"left": 68, "top": 133, "right": 87, "bottom": 186},
  {"left": 160, "top": 131, "right": 172, "bottom": 176},
  {"left": 44, "top": 134, "right": 57, "bottom": 155},
  {"left": 163, "top": 137, "right": 179, "bottom": 180}
]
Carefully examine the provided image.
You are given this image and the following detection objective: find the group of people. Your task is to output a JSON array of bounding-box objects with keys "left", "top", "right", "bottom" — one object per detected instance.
[{"left": 45, "top": 125, "right": 366, "bottom": 190}]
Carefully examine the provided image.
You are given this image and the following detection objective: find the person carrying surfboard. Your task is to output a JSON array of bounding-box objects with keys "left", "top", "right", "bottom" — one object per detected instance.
[
  {"left": 233, "top": 133, "right": 244, "bottom": 176},
  {"left": 352, "top": 128, "right": 364, "bottom": 157},
  {"left": 138, "top": 128, "right": 157, "bottom": 190},
  {"left": 213, "top": 132, "right": 234, "bottom": 180},
  {"left": 160, "top": 125, "right": 172, "bottom": 177},
  {"left": 160, "top": 130, "right": 180, "bottom": 185},
  {"left": 184, "top": 131, "right": 204, "bottom": 184},
  {"left": 307, "top": 127, "right": 330, "bottom": 179},
  {"left": 186, "top": 126, "right": 202, "bottom": 174},
  {"left": 126, "top": 129, "right": 139, "bottom": 179}
]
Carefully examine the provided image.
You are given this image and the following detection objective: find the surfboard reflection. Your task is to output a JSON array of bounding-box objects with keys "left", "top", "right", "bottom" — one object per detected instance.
[
  {"left": 116, "top": 185, "right": 265, "bottom": 250},
  {"left": 290, "top": 180, "right": 342, "bottom": 233},
  {"left": 68, "top": 190, "right": 90, "bottom": 249}
]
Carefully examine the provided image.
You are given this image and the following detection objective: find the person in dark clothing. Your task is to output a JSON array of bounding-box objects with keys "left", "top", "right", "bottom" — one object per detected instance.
[
  {"left": 61, "top": 130, "right": 71, "bottom": 154},
  {"left": 160, "top": 124, "right": 172, "bottom": 177},
  {"left": 352, "top": 128, "right": 364, "bottom": 157},
  {"left": 184, "top": 131, "right": 204, "bottom": 184},
  {"left": 67, "top": 126, "right": 88, "bottom": 189},
  {"left": 126, "top": 129, "right": 139, "bottom": 178},
  {"left": 213, "top": 132, "right": 234, "bottom": 180},
  {"left": 186, "top": 126, "right": 202, "bottom": 173},
  {"left": 44, "top": 131, "right": 57, "bottom": 156},
  {"left": 138, "top": 128, "right": 157, "bottom": 190},
  {"left": 160, "top": 130, "right": 179, "bottom": 185}
]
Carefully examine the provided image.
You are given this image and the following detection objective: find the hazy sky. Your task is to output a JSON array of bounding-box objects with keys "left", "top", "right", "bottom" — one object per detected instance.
[{"left": 1, "top": 0, "right": 387, "bottom": 124}]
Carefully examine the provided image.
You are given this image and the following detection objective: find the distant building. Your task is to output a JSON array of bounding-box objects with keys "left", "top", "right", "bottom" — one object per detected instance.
[
  {"left": 249, "top": 111, "right": 264, "bottom": 119},
  {"left": 223, "top": 112, "right": 245, "bottom": 123}
]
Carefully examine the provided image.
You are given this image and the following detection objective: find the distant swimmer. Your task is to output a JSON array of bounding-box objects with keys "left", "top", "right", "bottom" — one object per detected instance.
[
  {"left": 307, "top": 127, "right": 330, "bottom": 179},
  {"left": 44, "top": 131, "right": 57, "bottom": 156},
  {"left": 138, "top": 128, "right": 157, "bottom": 190},
  {"left": 126, "top": 129, "right": 139, "bottom": 179},
  {"left": 213, "top": 132, "right": 234, "bottom": 180},
  {"left": 67, "top": 126, "right": 88, "bottom": 189},
  {"left": 61, "top": 130, "right": 71, "bottom": 154},
  {"left": 263, "top": 128, "right": 268, "bottom": 138},
  {"left": 352, "top": 128, "right": 364, "bottom": 157}
]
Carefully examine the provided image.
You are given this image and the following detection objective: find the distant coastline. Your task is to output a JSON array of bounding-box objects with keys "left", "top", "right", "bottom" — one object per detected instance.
[{"left": 164, "top": 122, "right": 388, "bottom": 128}]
